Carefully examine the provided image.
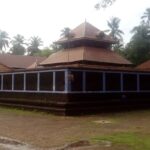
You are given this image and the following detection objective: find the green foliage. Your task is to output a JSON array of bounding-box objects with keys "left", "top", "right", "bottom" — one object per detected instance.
[
  {"left": 0, "top": 30, "right": 9, "bottom": 53},
  {"left": 32, "top": 42, "right": 62, "bottom": 57},
  {"left": 113, "top": 43, "right": 126, "bottom": 56},
  {"left": 10, "top": 34, "right": 26, "bottom": 55},
  {"left": 124, "top": 24, "right": 150, "bottom": 65},
  {"left": 105, "top": 17, "right": 124, "bottom": 51},
  {"left": 95, "top": 0, "right": 116, "bottom": 9},
  {"left": 119, "top": 8, "right": 150, "bottom": 65},
  {"left": 60, "top": 27, "right": 74, "bottom": 39},
  {"left": 39, "top": 48, "right": 52, "bottom": 57},
  {"left": 10, "top": 45, "right": 26, "bottom": 55},
  {"left": 27, "top": 36, "right": 43, "bottom": 56},
  {"left": 141, "top": 8, "right": 150, "bottom": 26},
  {"left": 93, "top": 132, "right": 150, "bottom": 150},
  {"left": 50, "top": 43, "right": 62, "bottom": 51},
  {"left": 32, "top": 47, "right": 53, "bottom": 57},
  {"left": 60, "top": 27, "right": 71, "bottom": 37},
  {"left": 106, "top": 17, "right": 124, "bottom": 41}
]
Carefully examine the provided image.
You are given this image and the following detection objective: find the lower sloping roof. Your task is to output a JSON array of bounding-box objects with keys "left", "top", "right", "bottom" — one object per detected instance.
[
  {"left": 136, "top": 60, "right": 150, "bottom": 71},
  {"left": 0, "top": 63, "right": 12, "bottom": 72},
  {"left": 40, "top": 46, "right": 132, "bottom": 66},
  {"left": 0, "top": 54, "right": 46, "bottom": 69}
]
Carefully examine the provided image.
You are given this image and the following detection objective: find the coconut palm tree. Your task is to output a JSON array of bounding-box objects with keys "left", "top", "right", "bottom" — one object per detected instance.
[
  {"left": 131, "top": 24, "right": 150, "bottom": 41},
  {"left": 10, "top": 34, "right": 26, "bottom": 55},
  {"left": 60, "top": 27, "right": 71, "bottom": 37},
  {"left": 141, "top": 8, "right": 150, "bottom": 26},
  {"left": 0, "top": 30, "right": 9, "bottom": 53},
  {"left": 11, "top": 34, "right": 26, "bottom": 45},
  {"left": 106, "top": 17, "right": 124, "bottom": 41},
  {"left": 27, "top": 36, "right": 43, "bottom": 55}
]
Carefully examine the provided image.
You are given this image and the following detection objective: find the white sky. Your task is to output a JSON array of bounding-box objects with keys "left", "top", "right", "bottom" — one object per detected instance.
[{"left": 0, "top": 0, "right": 150, "bottom": 47}]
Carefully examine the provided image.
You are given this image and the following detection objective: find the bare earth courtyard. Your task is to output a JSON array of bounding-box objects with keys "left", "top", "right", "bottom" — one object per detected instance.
[{"left": 0, "top": 107, "right": 150, "bottom": 150}]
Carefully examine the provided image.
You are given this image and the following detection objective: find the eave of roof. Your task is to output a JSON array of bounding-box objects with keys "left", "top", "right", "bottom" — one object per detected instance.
[
  {"left": 55, "top": 37, "right": 116, "bottom": 45},
  {"left": 40, "top": 46, "right": 132, "bottom": 66},
  {"left": 136, "top": 60, "right": 150, "bottom": 71}
]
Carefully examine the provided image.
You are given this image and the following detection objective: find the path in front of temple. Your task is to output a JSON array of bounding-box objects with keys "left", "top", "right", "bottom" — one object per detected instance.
[{"left": 0, "top": 107, "right": 149, "bottom": 150}]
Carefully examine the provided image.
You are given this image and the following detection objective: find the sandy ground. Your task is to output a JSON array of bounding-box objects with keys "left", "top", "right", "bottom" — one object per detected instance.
[{"left": 0, "top": 107, "right": 149, "bottom": 149}]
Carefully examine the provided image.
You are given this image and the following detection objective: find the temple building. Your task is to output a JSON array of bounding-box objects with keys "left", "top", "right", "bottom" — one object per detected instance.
[{"left": 0, "top": 22, "right": 149, "bottom": 115}]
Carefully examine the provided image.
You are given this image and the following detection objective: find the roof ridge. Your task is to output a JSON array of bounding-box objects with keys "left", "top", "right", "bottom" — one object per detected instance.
[
  {"left": 0, "top": 53, "right": 45, "bottom": 58},
  {"left": 83, "top": 46, "right": 86, "bottom": 60},
  {"left": 83, "top": 21, "right": 86, "bottom": 37}
]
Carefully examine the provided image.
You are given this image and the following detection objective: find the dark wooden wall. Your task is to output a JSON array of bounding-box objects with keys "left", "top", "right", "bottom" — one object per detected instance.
[{"left": 0, "top": 92, "right": 149, "bottom": 115}]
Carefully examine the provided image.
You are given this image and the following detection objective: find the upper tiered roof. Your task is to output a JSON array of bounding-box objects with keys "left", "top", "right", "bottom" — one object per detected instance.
[{"left": 56, "top": 21, "right": 116, "bottom": 45}]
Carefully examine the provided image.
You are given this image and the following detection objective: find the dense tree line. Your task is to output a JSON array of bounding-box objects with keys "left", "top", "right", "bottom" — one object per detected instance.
[
  {"left": 0, "top": 27, "right": 71, "bottom": 57},
  {"left": 112, "top": 8, "right": 150, "bottom": 65},
  {"left": 0, "top": 32, "right": 60, "bottom": 57}
]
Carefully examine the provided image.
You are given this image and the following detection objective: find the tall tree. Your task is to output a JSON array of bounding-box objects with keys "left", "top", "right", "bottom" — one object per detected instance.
[
  {"left": 0, "top": 30, "right": 9, "bottom": 53},
  {"left": 60, "top": 27, "right": 71, "bottom": 37},
  {"left": 60, "top": 27, "right": 74, "bottom": 39},
  {"left": 27, "top": 36, "right": 43, "bottom": 55},
  {"left": 106, "top": 17, "right": 124, "bottom": 41},
  {"left": 124, "top": 24, "right": 150, "bottom": 65},
  {"left": 10, "top": 34, "right": 26, "bottom": 55},
  {"left": 141, "top": 8, "right": 150, "bottom": 26}
]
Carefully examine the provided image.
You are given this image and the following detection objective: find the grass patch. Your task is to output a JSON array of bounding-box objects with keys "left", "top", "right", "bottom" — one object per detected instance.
[
  {"left": 0, "top": 106, "right": 50, "bottom": 116},
  {"left": 92, "top": 132, "right": 150, "bottom": 150}
]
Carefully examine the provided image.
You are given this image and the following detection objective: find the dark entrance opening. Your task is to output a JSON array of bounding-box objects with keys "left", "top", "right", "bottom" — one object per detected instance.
[
  {"left": 3, "top": 74, "right": 12, "bottom": 90},
  {"left": 26, "top": 73, "right": 37, "bottom": 91},
  {"left": 70, "top": 71, "right": 83, "bottom": 91},
  {"left": 85, "top": 72, "right": 103, "bottom": 91},
  {"left": 55, "top": 71, "right": 65, "bottom": 91},
  {"left": 140, "top": 74, "right": 150, "bottom": 91},
  {"left": 14, "top": 74, "right": 24, "bottom": 90},
  {"left": 40, "top": 72, "right": 53, "bottom": 91},
  {"left": 105, "top": 73, "right": 121, "bottom": 91},
  {"left": 123, "top": 74, "right": 137, "bottom": 91}
]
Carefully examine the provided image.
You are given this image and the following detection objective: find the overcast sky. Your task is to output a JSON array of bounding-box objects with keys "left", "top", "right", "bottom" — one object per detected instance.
[{"left": 0, "top": 0, "right": 150, "bottom": 47}]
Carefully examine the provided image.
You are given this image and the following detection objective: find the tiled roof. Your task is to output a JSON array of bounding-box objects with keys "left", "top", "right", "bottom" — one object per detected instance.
[
  {"left": 0, "top": 54, "right": 46, "bottom": 69},
  {"left": 136, "top": 60, "right": 150, "bottom": 71},
  {"left": 40, "top": 46, "right": 132, "bottom": 66},
  {"left": 56, "top": 21, "right": 116, "bottom": 44}
]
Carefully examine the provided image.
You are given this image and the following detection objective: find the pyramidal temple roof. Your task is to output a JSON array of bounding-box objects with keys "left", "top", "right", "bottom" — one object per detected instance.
[
  {"left": 40, "top": 22, "right": 132, "bottom": 67},
  {"left": 56, "top": 21, "right": 116, "bottom": 44}
]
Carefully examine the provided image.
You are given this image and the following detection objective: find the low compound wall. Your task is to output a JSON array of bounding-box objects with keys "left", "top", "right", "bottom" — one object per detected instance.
[{"left": 0, "top": 92, "right": 149, "bottom": 115}]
